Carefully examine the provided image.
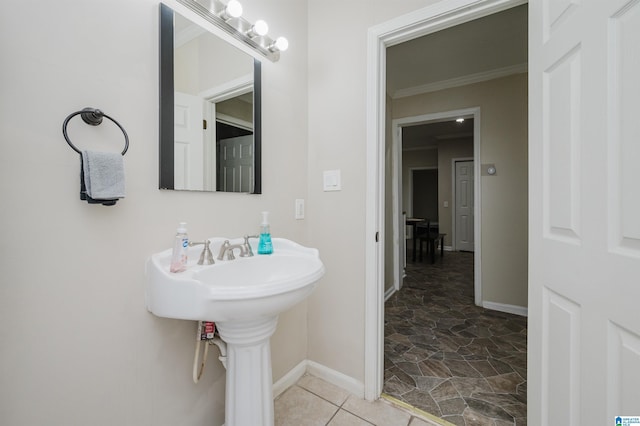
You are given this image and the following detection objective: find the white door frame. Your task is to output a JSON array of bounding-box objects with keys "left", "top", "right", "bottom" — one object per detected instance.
[
  {"left": 200, "top": 75, "right": 254, "bottom": 191},
  {"left": 364, "top": 0, "right": 526, "bottom": 401},
  {"left": 391, "top": 110, "right": 481, "bottom": 301}
]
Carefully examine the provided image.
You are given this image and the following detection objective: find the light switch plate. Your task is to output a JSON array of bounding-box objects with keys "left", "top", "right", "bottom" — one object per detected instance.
[{"left": 323, "top": 170, "right": 341, "bottom": 191}]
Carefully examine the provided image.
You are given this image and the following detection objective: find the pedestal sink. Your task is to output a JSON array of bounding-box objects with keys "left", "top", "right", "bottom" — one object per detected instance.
[{"left": 145, "top": 238, "right": 325, "bottom": 426}]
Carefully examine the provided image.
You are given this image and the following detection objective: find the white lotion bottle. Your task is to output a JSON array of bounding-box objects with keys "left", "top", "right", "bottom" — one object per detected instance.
[{"left": 170, "top": 222, "right": 189, "bottom": 272}]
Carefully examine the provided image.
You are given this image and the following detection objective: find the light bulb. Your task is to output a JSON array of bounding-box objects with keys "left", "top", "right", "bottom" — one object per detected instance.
[
  {"left": 253, "top": 20, "right": 269, "bottom": 36},
  {"left": 274, "top": 36, "right": 288, "bottom": 52},
  {"left": 225, "top": 0, "right": 243, "bottom": 19}
]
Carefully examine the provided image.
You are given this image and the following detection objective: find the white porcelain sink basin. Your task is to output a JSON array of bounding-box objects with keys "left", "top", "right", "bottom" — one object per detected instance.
[
  {"left": 145, "top": 237, "right": 325, "bottom": 322},
  {"left": 146, "top": 237, "right": 324, "bottom": 426}
]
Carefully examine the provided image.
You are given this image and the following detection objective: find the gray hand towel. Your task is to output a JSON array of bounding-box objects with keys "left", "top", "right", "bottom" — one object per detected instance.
[{"left": 81, "top": 150, "right": 125, "bottom": 200}]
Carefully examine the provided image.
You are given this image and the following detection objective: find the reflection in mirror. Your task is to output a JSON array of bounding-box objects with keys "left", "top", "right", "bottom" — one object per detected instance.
[{"left": 159, "top": 3, "right": 262, "bottom": 193}]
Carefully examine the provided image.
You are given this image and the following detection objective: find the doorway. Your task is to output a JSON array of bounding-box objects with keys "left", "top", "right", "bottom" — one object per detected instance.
[
  {"left": 364, "top": 0, "right": 528, "bottom": 402},
  {"left": 411, "top": 168, "right": 438, "bottom": 221},
  {"left": 391, "top": 109, "right": 481, "bottom": 302}
]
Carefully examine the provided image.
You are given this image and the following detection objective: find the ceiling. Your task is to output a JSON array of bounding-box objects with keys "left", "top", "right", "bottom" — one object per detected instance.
[
  {"left": 387, "top": 4, "right": 528, "bottom": 96},
  {"left": 402, "top": 118, "right": 474, "bottom": 150},
  {"left": 387, "top": 4, "right": 527, "bottom": 150}
]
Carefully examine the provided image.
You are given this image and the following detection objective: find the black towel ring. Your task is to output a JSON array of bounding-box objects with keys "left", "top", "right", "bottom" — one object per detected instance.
[{"left": 62, "top": 107, "right": 129, "bottom": 155}]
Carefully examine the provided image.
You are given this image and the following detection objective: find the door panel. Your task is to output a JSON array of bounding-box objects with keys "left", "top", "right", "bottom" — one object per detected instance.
[
  {"left": 544, "top": 44, "right": 581, "bottom": 243},
  {"left": 529, "top": 0, "right": 640, "bottom": 424},
  {"left": 174, "top": 91, "right": 204, "bottom": 190},
  {"left": 609, "top": 0, "right": 640, "bottom": 254},
  {"left": 218, "top": 135, "right": 253, "bottom": 192},
  {"left": 455, "top": 161, "right": 474, "bottom": 251}
]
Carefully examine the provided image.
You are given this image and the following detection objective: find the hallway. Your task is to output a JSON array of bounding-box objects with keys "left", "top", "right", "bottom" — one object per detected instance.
[{"left": 384, "top": 252, "right": 527, "bottom": 425}]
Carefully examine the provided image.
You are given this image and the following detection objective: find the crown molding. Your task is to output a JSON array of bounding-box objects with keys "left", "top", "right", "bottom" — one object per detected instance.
[{"left": 392, "top": 62, "right": 527, "bottom": 99}]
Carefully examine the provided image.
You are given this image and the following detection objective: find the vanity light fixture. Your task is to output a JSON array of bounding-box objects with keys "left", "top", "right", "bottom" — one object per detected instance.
[
  {"left": 218, "top": 0, "right": 242, "bottom": 20},
  {"left": 176, "top": 0, "right": 288, "bottom": 61},
  {"left": 269, "top": 36, "right": 289, "bottom": 52},
  {"left": 246, "top": 20, "right": 269, "bottom": 38}
]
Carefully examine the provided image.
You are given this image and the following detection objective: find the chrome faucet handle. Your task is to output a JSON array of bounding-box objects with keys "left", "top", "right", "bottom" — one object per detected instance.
[
  {"left": 241, "top": 235, "right": 259, "bottom": 257},
  {"left": 189, "top": 240, "right": 215, "bottom": 265}
]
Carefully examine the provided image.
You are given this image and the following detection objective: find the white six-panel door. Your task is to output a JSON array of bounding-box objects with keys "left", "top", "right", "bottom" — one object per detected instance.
[
  {"left": 455, "top": 160, "right": 475, "bottom": 251},
  {"left": 174, "top": 91, "right": 204, "bottom": 190},
  {"left": 218, "top": 135, "right": 253, "bottom": 192},
  {"left": 529, "top": 0, "right": 640, "bottom": 424}
]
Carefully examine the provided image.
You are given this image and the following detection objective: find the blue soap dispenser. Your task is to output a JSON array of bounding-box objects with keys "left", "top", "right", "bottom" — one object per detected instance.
[{"left": 257, "top": 211, "right": 273, "bottom": 255}]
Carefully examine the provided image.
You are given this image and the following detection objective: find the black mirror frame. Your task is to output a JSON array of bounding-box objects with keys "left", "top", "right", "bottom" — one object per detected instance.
[{"left": 159, "top": 3, "right": 262, "bottom": 194}]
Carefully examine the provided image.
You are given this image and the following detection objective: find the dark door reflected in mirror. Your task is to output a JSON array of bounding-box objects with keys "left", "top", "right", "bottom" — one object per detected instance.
[{"left": 159, "top": 3, "right": 262, "bottom": 193}]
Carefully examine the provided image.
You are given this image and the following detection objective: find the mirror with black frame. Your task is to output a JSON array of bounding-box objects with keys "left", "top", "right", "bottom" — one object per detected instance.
[{"left": 159, "top": 3, "right": 261, "bottom": 193}]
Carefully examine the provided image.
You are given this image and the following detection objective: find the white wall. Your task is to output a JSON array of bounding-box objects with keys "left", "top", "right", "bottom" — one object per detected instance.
[
  {"left": 0, "top": 0, "right": 527, "bottom": 423},
  {"left": 306, "top": 0, "right": 447, "bottom": 386},
  {"left": 0, "top": 0, "right": 309, "bottom": 424},
  {"left": 175, "top": 32, "right": 252, "bottom": 95}
]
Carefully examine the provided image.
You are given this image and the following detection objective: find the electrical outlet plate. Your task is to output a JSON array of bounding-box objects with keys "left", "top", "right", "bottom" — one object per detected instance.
[{"left": 295, "top": 199, "right": 305, "bottom": 219}]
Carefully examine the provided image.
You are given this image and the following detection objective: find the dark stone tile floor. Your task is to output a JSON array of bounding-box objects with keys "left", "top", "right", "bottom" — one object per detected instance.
[{"left": 384, "top": 251, "right": 527, "bottom": 426}]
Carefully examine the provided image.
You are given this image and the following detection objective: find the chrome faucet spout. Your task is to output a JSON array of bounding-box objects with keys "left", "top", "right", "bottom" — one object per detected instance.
[
  {"left": 242, "top": 235, "right": 259, "bottom": 257},
  {"left": 217, "top": 240, "right": 249, "bottom": 261}
]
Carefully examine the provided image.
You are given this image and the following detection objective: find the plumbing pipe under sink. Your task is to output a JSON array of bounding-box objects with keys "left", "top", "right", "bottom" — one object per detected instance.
[{"left": 193, "top": 335, "right": 227, "bottom": 383}]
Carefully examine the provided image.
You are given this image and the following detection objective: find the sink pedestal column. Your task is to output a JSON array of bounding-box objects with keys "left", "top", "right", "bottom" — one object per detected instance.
[{"left": 216, "top": 316, "right": 279, "bottom": 426}]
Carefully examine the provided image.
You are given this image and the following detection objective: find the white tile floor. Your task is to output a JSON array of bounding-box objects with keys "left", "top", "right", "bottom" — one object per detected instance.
[{"left": 275, "top": 374, "right": 446, "bottom": 426}]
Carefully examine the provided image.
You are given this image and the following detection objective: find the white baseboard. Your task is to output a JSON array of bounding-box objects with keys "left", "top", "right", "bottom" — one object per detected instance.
[
  {"left": 272, "top": 360, "right": 365, "bottom": 399},
  {"left": 273, "top": 360, "right": 307, "bottom": 398},
  {"left": 384, "top": 285, "right": 396, "bottom": 301},
  {"left": 482, "top": 301, "right": 528, "bottom": 317},
  {"left": 306, "top": 360, "right": 365, "bottom": 398}
]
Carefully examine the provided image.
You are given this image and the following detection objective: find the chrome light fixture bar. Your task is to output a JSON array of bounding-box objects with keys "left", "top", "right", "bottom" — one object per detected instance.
[{"left": 175, "top": 0, "right": 287, "bottom": 62}]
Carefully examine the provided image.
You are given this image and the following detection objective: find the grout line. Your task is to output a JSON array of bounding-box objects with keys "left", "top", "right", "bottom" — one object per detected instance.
[
  {"left": 292, "top": 385, "right": 341, "bottom": 425},
  {"left": 380, "top": 394, "right": 457, "bottom": 426},
  {"left": 321, "top": 398, "right": 375, "bottom": 426},
  {"left": 295, "top": 385, "right": 376, "bottom": 426},
  {"left": 298, "top": 386, "right": 341, "bottom": 408},
  {"left": 295, "top": 375, "right": 356, "bottom": 410},
  {"left": 323, "top": 408, "right": 339, "bottom": 426},
  {"left": 334, "top": 408, "right": 377, "bottom": 426},
  {"left": 332, "top": 395, "right": 375, "bottom": 425}
]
